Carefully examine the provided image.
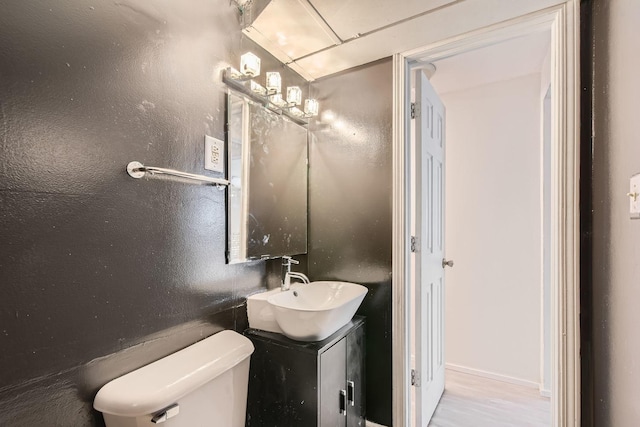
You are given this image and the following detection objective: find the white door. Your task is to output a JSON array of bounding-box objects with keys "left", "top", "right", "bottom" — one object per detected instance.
[{"left": 414, "top": 68, "right": 447, "bottom": 425}]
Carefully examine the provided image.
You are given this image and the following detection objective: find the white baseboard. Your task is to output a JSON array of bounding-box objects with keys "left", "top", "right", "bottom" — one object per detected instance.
[
  {"left": 446, "top": 363, "right": 540, "bottom": 390},
  {"left": 366, "top": 421, "right": 388, "bottom": 427}
]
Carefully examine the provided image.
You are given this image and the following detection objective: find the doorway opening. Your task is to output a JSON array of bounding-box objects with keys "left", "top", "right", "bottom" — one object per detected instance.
[
  {"left": 391, "top": 3, "right": 580, "bottom": 427},
  {"left": 410, "top": 28, "right": 553, "bottom": 426}
]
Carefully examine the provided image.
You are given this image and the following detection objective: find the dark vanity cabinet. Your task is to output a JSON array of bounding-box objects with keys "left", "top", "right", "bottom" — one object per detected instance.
[{"left": 245, "top": 317, "right": 365, "bottom": 427}]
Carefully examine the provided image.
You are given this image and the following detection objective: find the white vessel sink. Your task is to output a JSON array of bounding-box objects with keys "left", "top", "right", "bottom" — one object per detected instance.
[
  {"left": 266, "top": 281, "right": 368, "bottom": 342},
  {"left": 247, "top": 286, "right": 290, "bottom": 335}
]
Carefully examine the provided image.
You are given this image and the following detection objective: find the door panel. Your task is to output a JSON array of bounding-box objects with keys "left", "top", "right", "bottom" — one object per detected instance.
[
  {"left": 320, "top": 339, "right": 347, "bottom": 426},
  {"left": 414, "top": 69, "right": 446, "bottom": 425},
  {"left": 346, "top": 324, "right": 366, "bottom": 426}
]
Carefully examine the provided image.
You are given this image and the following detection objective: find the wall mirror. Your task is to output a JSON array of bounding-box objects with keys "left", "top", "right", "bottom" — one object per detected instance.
[{"left": 227, "top": 91, "right": 308, "bottom": 264}]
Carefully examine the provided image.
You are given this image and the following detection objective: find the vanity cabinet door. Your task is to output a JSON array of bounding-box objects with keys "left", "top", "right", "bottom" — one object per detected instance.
[
  {"left": 346, "top": 324, "right": 365, "bottom": 427},
  {"left": 320, "top": 338, "right": 347, "bottom": 426}
]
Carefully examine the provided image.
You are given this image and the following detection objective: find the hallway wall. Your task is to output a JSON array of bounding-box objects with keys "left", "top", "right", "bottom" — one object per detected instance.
[{"left": 440, "top": 74, "right": 543, "bottom": 384}]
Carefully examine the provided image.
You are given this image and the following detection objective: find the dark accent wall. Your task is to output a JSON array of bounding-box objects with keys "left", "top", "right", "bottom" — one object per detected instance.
[
  {"left": 0, "top": 1, "right": 305, "bottom": 425},
  {"left": 590, "top": 0, "right": 640, "bottom": 425},
  {"left": 308, "top": 59, "right": 393, "bottom": 426}
]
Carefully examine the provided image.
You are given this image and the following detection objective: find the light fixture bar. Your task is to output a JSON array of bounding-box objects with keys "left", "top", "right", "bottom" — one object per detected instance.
[
  {"left": 222, "top": 68, "right": 310, "bottom": 126},
  {"left": 221, "top": 53, "right": 318, "bottom": 125}
]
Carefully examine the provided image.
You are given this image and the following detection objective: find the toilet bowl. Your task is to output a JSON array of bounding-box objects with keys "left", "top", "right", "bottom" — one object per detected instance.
[{"left": 94, "top": 330, "right": 254, "bottom": 427}]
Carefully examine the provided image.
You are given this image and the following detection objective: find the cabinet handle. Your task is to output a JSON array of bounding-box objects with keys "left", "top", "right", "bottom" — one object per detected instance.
[
  {"left": 339, "top": 389, "right": 347, "bottom": 416},
  {"left": 347, "top": 380, "right": 355, "bottom": 406}
]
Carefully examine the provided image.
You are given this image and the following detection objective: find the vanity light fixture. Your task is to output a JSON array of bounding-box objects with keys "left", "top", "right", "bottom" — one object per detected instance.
[
  {"left": 265, "top": 72, "right": 282, "bottom": 95},
  {"left": 240, "top": 52, "right": 261, "bottom": 77},
  {"left": 286, "top": 86, "right": 302, "bottom": 106},
  {"left": 222, "top": 59, "right": 320, "bottom": 124}
]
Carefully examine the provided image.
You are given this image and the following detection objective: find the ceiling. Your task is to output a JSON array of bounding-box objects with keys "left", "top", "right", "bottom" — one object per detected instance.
[
  {"left": 240, "top": 0, "right": 560, "bottom": 81},
  {"left": 241, "top": 0, "right": 458, "bottom": 80},
  {"left": 428, "top": 30, "right": 551, "bottom": 94}
]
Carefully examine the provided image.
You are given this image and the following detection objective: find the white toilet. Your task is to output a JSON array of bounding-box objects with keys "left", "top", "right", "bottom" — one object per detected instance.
[{"left": 93, "top": 330, "right": 254, "bottom": 427}]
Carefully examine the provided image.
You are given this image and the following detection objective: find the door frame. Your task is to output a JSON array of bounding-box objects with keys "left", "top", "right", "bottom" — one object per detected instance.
[{"left": 391, "top": 2, "right": 580, "bottom": 427}]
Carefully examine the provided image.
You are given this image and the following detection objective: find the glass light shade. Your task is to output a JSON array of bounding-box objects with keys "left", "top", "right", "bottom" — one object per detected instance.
[
  {"left": 265, "top": 72, "right": 282, "bottom": 94},
  {"left": 304, "top": 99, "right": 319, "bottom": 116},
  {"left": 286, "top": 86, "right": 302, "bottom": 106},
  {"left": 240, "top": 52, "right": 260, "bottom": 77}
]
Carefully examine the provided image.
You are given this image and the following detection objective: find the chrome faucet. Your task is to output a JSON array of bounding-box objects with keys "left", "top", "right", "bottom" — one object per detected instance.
[{"left": 281, "top": 256, "right": 310, "bottom": 291}]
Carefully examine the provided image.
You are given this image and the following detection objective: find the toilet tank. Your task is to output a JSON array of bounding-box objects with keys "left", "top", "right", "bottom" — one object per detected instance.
[{"left": 94, "top": 330, "right": 254, "bottom": 427}]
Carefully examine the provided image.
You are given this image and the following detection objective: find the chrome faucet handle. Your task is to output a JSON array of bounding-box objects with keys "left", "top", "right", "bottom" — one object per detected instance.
[{"left": 282, "top": 256, "right": 299, "bottom": 266}]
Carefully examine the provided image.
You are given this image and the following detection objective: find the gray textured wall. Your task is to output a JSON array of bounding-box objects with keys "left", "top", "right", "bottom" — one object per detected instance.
[
  {"left": 591, "top": 0, "right": 640, "bottom": 425},
  {"left": 308, "top": 59, "right": 394, "bottom": 426},
  {"left": 0, "top": 1, "right": 305, "bottom": 425}
]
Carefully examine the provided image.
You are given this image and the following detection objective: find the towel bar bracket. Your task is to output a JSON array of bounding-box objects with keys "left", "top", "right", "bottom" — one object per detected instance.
[{"left": 127, "top": 161, "right": 146, "bottom": 179}]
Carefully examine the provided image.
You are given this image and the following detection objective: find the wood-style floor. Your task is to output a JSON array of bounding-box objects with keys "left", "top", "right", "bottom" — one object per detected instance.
[{"left": 428, "top": 370, "right": 551, "bottom": 427}]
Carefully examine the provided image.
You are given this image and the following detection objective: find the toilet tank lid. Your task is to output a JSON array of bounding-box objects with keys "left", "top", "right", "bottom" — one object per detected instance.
[{"left": 93, "top": 330, "right": 254, "bottom": 417}]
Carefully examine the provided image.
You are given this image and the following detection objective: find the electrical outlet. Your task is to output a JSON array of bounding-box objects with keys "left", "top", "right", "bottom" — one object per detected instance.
[{"left": 204, "top": 135, "right": 224, "bottom": 173}]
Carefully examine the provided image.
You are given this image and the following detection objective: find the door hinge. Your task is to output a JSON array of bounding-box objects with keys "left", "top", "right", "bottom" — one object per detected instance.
[
  {"left": 411, "top": 102, "right": 420, "bottom": 119},
  {"left": 411, "top": 369, "right": 421, "bottom": 387},
  {"left": 410, "top": 235, "right": 419, "bottom": 253}
]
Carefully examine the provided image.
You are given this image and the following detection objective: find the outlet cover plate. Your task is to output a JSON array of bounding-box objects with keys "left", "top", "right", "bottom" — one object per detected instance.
[{"left": 204, "top": 135, "right": 224, "bottom": 173}]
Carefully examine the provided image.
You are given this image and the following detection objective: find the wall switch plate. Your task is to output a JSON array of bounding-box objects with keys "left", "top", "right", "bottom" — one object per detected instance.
[
  {"left": 630, "top": 173, "right": 640, "bottom": 219},
  {"left": 204, "top": 135, "right": 224, "bottom": 173}
]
